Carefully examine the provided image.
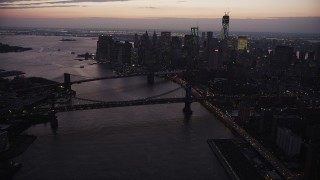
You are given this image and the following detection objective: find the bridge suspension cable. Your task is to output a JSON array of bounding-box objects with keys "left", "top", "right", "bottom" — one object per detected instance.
[
  {"left": 72, "top": 96, "right": 107, "bottom": 103},
  {"left": 68, "top": 86, "right": 184, "bottom": 106},
  {"left": 144, "top": 87, "right": 183, "bottom": 100},
  {"left": 68, "top": 73, "right": 99, "bottom": 79},
  {"left": 50, "top": 74, "right": 65, "bottom": 83}
]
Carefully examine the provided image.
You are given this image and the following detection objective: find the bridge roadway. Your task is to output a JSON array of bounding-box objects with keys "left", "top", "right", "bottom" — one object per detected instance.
[
  {"left": 70, "top": 73, "right": 149, "bottom": 85},
  {"left": 19, "top": 71, "right": 184, "bottom": 92},
  {"left": 35, "top": 96, "right": 214, "bottom": 113},
  {"left": 19, "top": 73, "right": 150, "bottom": 92},
  {"left": 71, "top": 71, "right": 184, "bottom": 85}
]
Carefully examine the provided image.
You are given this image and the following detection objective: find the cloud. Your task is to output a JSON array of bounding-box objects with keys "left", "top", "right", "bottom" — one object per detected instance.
[
  {"left": 0, "top": 0, "right": 20, "bottom": 2},
  {"left": 0, "top": 5, "right": 79, "bottom": 9},
  {"left": 138, "top": 6, "right": 157, "bottom": 9},
  {"left": 1, "top": 17, "right": 319, "bottom": 34},
  {"left": 56, "top": 0, "right": 130, "bottom": 2},
  {"left": 0, "top": 0, "right": 130, "bottom": 9},
  {"left": 0, "top": 0, "right": 129, "bottom": 2}
]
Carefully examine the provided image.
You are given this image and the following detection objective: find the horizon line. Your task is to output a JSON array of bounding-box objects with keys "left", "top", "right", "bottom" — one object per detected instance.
[
  {"left": 1, "top": 16, "right": 320, "bottom": 20},
  {"left": 1, "top": 26, "right": 320, "bottom": 35}
]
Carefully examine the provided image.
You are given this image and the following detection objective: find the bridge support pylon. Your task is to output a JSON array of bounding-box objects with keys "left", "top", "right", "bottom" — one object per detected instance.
[
  {"left": 48, "top": 111, "right": 58, "bottom": 134},
  {"left": 64, "top": 73, "right": 72, "bottom": 90},
  {"left": 147, "top": 72, "right": 154, "bottom": 84},
  {"left": 183, "top": 85, "right": 193, "bottom": 116}
]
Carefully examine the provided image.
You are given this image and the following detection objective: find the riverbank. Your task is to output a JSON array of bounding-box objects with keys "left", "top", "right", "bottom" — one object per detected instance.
[
  {"left": 207, "top": 139, "right": 285, "bottom": 180},
  {"left": 0, "top": 135, "right": 36, "bottom": 180},
  {"left": 0, "top": 71, "right": 72, "bottom": 179},
  {"left": 170, "top": 75, "right": 296, "bottom": 180}
]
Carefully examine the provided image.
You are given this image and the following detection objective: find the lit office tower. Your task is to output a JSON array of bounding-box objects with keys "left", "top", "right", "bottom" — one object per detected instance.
[
  {"left": 191, "top": 27, "right": 199, "bottom": 46},
  {"left": 190, "top": 27, "right": 200, "bottom": 55},
  {"left": 237, "top": 36, "right": 248, "bottom": 50},
  {"left": 222, "top": 12, "right": 230, "bottom": 40}
]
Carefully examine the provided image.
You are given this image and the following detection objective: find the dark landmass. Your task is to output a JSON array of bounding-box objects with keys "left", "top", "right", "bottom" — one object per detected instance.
[
  {"left": 0, "top": 71, "right": 75, "bottom": 179},
  {"left": 0, "top": 43, "right": 32, "bottom": 53},
  {"left": 0, "top": 135, "right": 36, "bottom": 161},
  {"left": 0, "top": 134, "right": 36, "bottom": 180},
  {"left": 0, "top": 160, "right": 22, "bottom": 180},
  {"left": 77, "top": 52, "right": 95, "bottom": 60},
  {"left": 59, "top": 38, "right": 76, "bottom": 41},
  {"left": 0, "top": 71, "right": 24, "bottom": 78},
  {"left": 208, "top": 139, "right": 283, "bottom": 180}
]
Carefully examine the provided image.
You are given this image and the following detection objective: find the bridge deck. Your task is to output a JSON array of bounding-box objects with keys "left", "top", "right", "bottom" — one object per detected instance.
[{"left": 37, "top": 98, "right": 188, "bottom": 113}]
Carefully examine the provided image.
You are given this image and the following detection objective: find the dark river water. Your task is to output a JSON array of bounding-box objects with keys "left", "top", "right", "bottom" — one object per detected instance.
[{"left": 0, "top": 35, "right": 234, "bottom": 179}]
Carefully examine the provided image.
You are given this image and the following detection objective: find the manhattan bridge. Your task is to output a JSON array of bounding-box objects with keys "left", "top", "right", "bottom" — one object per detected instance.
[{"left": 1, "top": 70, "right": 231, "bottom": 121}]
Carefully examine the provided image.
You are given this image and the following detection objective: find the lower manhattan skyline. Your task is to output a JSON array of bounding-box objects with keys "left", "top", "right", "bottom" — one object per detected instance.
[
  {"left": 1, "top": 0, "right": 320, "bottom": 180},
  {"left": 0, "top": 0, "right": 320, "bottom": 33}
]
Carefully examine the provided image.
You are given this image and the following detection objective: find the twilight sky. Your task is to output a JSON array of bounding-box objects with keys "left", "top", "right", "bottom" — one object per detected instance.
[{"left": 0, "top": 0, "right": 319, "bottom": 33}]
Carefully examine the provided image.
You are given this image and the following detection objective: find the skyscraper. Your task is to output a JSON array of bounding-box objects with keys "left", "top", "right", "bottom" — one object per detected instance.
[
  {"left": 237, "top": 36, "right": 248, "bottom": 50},
  {"left": 121, "top": 41, "right": 132, "bottom": 64},
  {"left": 222, "top": 12, "right": 230, "bottom": 40},
  {"left": 152, "top": 31, "right": 158, "bottom": 48},
  {"left": 138, "top": 31, "right": 151, "bottom": 65},
  {"left": 273, "top": 45, "right": 294, "bottom": 68},
  {"left": 201, "top": 32, "right": 206, "bottom": 48},
  {"left": 191, "top": 27, "right": 199, "bottom": 46},
  {"left": 160, "top": 32, "right": 171, "bottom": 47},
  {"left": 96, "top": 35, "right": 113, "bottom": 61},
  {"left": 159, "top": 32, "right": 172, "bottom": 66}
]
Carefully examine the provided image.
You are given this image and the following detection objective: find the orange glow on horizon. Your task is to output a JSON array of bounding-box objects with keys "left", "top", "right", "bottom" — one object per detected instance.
[{"left": 0, "top": 0, "right": 319, "bottom": 19}]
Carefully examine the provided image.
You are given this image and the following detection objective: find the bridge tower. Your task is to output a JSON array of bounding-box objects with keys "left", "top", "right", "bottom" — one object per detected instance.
[
  {"left": 147, "top": 72, "right": 154, "bottom": 84},
  {"left": 64, "top": 73, "right": 71, "bottom": 90},
  {"left": 147, "top": 65, "right": 155, "bottom": 84},
  {"left": 49, "top": 93, "right": 56, "bottom": 111},
  {"left": 48, "top": 111, "right": 58, "bottom": 134},
  {"left": 183, "top": 84, "right": 193, "bottom": 116}
]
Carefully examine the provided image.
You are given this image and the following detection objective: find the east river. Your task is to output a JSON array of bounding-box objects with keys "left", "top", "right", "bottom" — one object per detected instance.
[{"left": 0, "top": 35, "right": 234, "bottom": 179}]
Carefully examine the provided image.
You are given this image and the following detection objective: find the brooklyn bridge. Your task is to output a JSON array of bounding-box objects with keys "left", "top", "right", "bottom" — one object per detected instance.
[{"left": 2, "top": 70, "right": 225, "bottom": 118}]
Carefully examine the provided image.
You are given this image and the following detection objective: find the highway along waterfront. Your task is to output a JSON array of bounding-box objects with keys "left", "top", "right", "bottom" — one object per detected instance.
[
  {"left": 1, "top": 35, "right": 235, "bottom": 179},
  {"left": 172, "top": 76, "right": 296, "bottom": 179}
]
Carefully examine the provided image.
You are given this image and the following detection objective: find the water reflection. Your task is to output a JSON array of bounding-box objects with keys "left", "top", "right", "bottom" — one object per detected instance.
[
  {"left": 49, "top": 114, "right": 58, "bottom": 135},
  {"left": 0, "top": 36, "right": 235, "bottom": 180}
]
